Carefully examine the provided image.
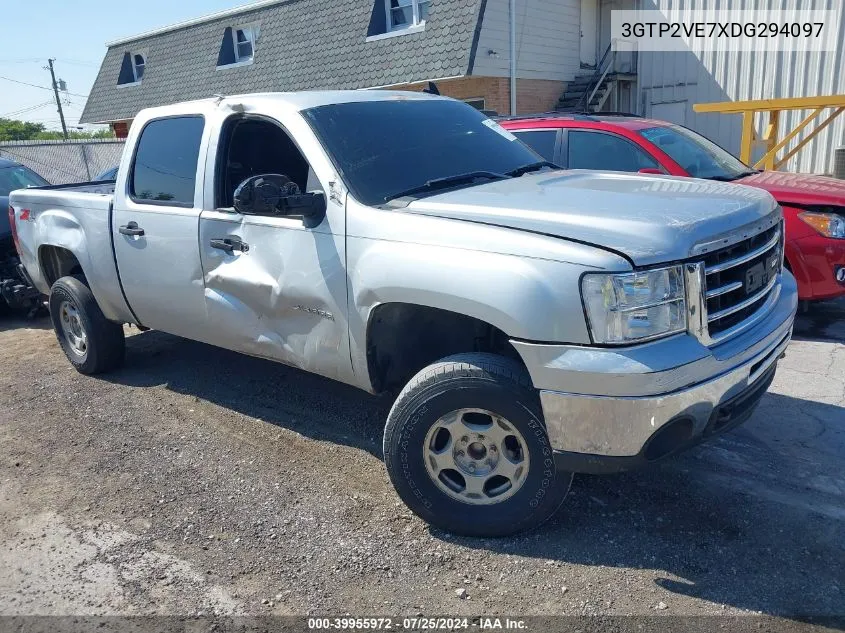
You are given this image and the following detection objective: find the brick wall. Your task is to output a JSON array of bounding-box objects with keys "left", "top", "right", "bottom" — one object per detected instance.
[
  {"left": 387, "top": 77, "right": 565, "bottom": 116},
  {"left": 111, "top": 121, "right": 131, "bottom": 139}
]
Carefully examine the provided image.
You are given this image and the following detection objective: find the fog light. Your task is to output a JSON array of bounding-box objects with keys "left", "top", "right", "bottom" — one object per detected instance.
[{"left": 836, "top": 266, "right": 845, "bottom": 283}]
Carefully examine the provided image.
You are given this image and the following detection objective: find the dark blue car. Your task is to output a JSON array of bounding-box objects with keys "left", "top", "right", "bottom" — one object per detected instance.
[{"left": 1, "top": 158, "right": 49, "bottom": 312}]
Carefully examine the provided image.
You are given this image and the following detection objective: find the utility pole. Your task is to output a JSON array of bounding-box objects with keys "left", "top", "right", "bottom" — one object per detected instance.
[{"left": 46, "top": 59, "right": 68, "bottom": 140}]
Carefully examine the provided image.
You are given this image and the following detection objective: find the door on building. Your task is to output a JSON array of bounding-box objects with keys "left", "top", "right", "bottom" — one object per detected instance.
[
  {"left": 651, "top": 101, "right": 688, "bottom": 125},
  {"left": 580, "top": 0, "right": 598, "bottom": 68}
]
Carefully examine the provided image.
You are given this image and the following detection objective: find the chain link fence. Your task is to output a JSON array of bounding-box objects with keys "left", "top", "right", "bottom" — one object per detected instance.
[{"left": 0, "top": 139, "right": 125, "bottom": 185}]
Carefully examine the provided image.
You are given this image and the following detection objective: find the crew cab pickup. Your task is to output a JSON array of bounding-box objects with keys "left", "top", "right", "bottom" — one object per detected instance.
[{"left": 9, "top": 91, "right": 797, "bottom": 536}]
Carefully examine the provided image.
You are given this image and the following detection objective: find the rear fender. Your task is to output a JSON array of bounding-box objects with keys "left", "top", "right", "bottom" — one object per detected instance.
[{"left": 26, "top": 207, "right": 133, "bottom": 323}]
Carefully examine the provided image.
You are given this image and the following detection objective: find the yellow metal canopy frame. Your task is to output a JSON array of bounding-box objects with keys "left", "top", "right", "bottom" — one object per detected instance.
[{"left": 693, "top": 95, "right": 845, "bottom": 171}]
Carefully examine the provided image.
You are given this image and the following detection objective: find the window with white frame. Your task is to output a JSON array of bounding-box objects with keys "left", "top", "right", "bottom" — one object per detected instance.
[
  {"left": 386, "top": 0, "right": 429, "bottom": 31},
  {"left": 132, "top": 54, "right": 145, "bottom": 81},
  {"left": 216, "top": 25, "right": 259, "bottom": 68},
  {"left": 233, "top": 26, "right": 255, "bottom": 62},
  {"left": 117, "top": 51, "right": 146, "bottom": 86}
]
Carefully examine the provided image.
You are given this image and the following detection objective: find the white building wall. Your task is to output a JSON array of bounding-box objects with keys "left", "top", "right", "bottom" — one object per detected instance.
[
  {"left": 473, "top": 0, "right": 582, "bottom": 81},
  {"left": 637, "top": 0, "right": 845, "bottom": 174}
]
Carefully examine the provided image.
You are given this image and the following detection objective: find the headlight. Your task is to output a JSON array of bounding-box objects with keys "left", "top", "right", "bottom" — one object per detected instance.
[
  {"left": 798, "top": 212, "right": 845, "bottom": 239},
  {"left": 581, "top": 266, "right": 686, "bottom": 344}
]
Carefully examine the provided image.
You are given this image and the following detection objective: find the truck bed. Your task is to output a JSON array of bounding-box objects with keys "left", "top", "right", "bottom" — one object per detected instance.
[
  {"left": 9, "top": 180, "right": 133, "bottom": 324},
  {"left": 24, "top": 181, "right": 116, "bottom": 195},
  {"left": 9, "top": 181, "right": 115, "bottom": 215}
]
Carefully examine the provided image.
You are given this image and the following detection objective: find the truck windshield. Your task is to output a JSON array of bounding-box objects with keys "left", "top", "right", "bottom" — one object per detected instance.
[
  {"left": 638, "top": 125, "right": 757, "bottom": 182},
  {"left": 0, "top": 165, "right": 49, "bottom": 196},
  {"left": 303, "top": 99, "right": 543, "bottom": 205}
]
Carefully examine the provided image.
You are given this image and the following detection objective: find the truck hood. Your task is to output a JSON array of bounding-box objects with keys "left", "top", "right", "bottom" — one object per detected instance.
[
  {"left": 405, "top": 170, "right": 780, "bottom": 266},
  {"left": 735, "top": 170, "right": 845, "bottom": 207}
]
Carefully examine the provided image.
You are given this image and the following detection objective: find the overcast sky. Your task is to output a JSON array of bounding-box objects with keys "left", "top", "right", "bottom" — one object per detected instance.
[{"left": 1, "top": 0, "right": 249, "bottom": 130}]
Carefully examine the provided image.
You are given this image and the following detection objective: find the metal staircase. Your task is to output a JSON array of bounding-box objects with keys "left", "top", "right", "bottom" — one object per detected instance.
[{"left": 556, "top": 40, "right": 638, "bottom": 113}]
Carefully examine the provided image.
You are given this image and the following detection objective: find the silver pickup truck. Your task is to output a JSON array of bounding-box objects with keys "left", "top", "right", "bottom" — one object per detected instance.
[{"left": 9, "top": 91, "right": 797, "bottom": 536}]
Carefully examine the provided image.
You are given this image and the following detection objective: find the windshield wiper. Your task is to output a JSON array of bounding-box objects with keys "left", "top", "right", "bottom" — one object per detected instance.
[
  {"left": 506, "top": 161, "right": 560, "bottom": 177},
  {"left": 708, "top": 169, "right": 760, "bottom": 182},
  {"left": 384, "top": 171, "right": 510, "bottom": 202}
]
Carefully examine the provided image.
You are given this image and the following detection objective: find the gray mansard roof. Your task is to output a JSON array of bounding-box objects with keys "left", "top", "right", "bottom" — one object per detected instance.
[{"left": 81, "top": 0, "right": 484, "bottom": 123}]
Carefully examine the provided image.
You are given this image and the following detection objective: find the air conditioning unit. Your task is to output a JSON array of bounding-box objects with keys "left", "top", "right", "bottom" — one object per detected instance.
[{"left": 834, "top": 146, "right": 845, "bottom": 180}]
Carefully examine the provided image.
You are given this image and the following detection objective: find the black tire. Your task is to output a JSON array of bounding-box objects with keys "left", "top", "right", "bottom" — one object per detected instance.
[
  {"left": 49, "top": 275, "right": 125, "bottom": 374},
  {"left": 383, "top": 353, "right": 572, "bottom": 537}
]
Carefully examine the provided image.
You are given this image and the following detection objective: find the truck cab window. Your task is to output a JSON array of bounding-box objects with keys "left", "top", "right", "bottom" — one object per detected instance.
[
  {"left": 568, "top": 130, "right": 659, "bottom": 173},
  {"left": 512, "top": 130, "right": 558, "bottom": 163},
  {"left": 130, "top": 116, "right": 205, "bottom": 206},
  {"left": 217, "top": 118, "right": 311, "bottom": 209}
]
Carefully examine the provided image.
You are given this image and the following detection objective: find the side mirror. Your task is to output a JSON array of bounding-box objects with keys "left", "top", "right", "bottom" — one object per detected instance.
[
  {"left": 638, "top": 168, "right": 664, "bottom": 175},
  {"left": 233, "top": 174, "right": 327, "bottom": 227},
  {"left": 234, "top": 174, "right": 287, "bottom": 215},
  {"left": 279, "top": 191, "right": 327, "bottom": 229}
]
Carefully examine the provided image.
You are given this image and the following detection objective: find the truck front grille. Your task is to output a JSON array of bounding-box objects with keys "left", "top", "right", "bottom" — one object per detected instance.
[{"left": 700, "top": 223, "right": 783, "bottom": 342}]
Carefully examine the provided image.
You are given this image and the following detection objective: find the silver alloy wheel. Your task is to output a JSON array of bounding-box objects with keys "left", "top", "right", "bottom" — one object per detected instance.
[
  {"left": 59, "top": 300, "right": 88, "bottom": 357},
  {"left": 423, "top": 408, "right": 530, "bottom": 505}
]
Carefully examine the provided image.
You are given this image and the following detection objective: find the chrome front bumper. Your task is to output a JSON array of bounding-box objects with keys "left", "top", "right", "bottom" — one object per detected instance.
[{"left": 512, "top": 272, "right": 798, "bottom": 471}]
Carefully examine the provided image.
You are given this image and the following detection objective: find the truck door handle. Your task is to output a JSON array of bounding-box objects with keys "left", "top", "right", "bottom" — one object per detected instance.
[
  {"left": 210, "top": 237, "right": 249, "bottom": 253},
  {"left": 119, "top": 221, "right": 145, "bottom": 236}
]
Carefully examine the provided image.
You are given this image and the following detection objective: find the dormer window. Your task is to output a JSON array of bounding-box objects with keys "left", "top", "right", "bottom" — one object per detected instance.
[
  {"left": 386, "top": 0, "right": 429, "bottom": 31},
  {"left": 133, "top": 54, "right": 145, "bottom": 81},
  {"left": 217, "top": 24, "right": 258, "bottom": 69},
  {"left": 117, "top": 51, "right": 147, "bottom": 86},
  {"left": 234, "top": 27, "right": 255, "bottom": 62}
]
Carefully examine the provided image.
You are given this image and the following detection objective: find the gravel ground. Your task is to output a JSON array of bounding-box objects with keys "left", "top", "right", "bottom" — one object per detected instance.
[{"left": 0, "top": 300, "right": 843, "bottom": 623}]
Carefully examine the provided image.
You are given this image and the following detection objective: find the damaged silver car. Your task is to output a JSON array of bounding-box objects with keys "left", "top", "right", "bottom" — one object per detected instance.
[{"left": 9, "top": 91, "right": 797, "bottom": 536}]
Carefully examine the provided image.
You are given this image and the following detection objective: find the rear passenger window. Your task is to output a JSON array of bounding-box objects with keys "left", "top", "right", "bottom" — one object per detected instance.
[
  {"left": 568, "top": 130, "right": 659, "bottom": 172},
  {"left": 513, "top": 130, "right": 558, "bottom": 162},
  {"left": 130, "top": 116, "right": 205, "bottom": 206}
]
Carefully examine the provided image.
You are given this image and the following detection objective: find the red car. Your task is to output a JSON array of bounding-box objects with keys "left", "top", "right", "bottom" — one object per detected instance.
[{"left": 500, "top": 113, "right": 845, "bottom": 303}]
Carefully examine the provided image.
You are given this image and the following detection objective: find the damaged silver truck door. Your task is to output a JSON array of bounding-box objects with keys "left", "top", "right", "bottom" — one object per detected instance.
[
  {"left": 198, "top": 112, "right": 354, "bottom": 384},
  {"left": 112, "top": 114, "right": 213, "bottom": 339}
]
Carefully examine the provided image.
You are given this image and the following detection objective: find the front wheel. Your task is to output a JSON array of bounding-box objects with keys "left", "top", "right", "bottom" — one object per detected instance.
[
  {"left": 49, "top": 276, "right": 125, "bottom": 375},
  {"left": 383, "top": 353, "right": 572, "bottom": 537}
]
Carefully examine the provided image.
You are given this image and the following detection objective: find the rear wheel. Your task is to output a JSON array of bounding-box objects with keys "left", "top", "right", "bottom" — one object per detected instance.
[
  {"left": 383, "top": 353, "right": 572, "bottom": 537},
  {"left": 49, "top": 276, "right": 125, "bottom": 374}
]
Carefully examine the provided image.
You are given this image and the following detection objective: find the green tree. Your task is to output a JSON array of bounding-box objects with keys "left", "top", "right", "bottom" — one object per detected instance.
[
  {"left": 33, "top": 129, "right": 115, "bottom": 140},
  {"left": 0, "top": 118, "right": 115, "bottom": 142},
  {"left": 0, "top": 118, "right": 46, "bottom": 141}
]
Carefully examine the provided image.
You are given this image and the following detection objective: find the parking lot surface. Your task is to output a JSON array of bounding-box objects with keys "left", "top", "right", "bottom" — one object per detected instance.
[{"left": 0, "top": 301, "right": 843, "bottom": 622}]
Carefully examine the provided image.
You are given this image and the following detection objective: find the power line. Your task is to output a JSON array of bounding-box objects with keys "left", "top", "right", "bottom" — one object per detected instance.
[
  {"left": 0, "top": 58, "right": 99, "bottom": 67},
  {"left": 57, "top": 59, "right": 100, "bottom": 68},
  {"left": 0, "top": 74, "right": 88, "bottom": 98},
  {"left": 0, "top": 59, "right": 42, "bottom": 65},
  {"left": 0, "top": 100, "right": 54, "bottom": 118}
]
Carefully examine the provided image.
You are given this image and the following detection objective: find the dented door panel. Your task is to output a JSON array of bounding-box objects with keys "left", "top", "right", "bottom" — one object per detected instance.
[{"left": 198, "top": 210, "right": 353, "bottom": 384}]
